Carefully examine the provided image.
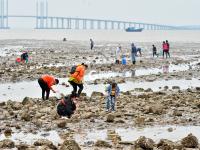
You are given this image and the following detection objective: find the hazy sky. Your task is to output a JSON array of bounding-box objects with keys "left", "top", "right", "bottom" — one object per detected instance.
[{"left": 6, "top": 0, "right": 200, "bottom": 28}]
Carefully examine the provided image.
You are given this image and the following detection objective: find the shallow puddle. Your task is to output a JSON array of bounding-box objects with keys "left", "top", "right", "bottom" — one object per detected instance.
[
  {"left": 0, "top": 126, "right": 199, "bottom": 147},
  {"left": 86, "top": 61, "right": 198, "bottom": 80},
  {"left": 0, "top": 130, "right": 61, "bottom": 146},
  {"left": 0, "top": 78, "right": 200, "bottom": 102},
  {"left": 74, "top": 125, "right": 200, "bottom": 146}
]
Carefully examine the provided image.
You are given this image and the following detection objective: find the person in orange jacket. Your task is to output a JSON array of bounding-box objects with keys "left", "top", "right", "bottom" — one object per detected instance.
[
  {"left": 68, "top": 63, "right": 88, "bottom": 97},
  {"left": 38, "top": 75, "right": 59, "bottom": 100}
]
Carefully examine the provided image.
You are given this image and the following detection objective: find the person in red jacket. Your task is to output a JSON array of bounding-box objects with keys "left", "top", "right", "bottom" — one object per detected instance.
[
  {"left": 162, "top": 41, "right": 168, "bottom": 59},
  {"left": 38, "top": 75, "right": 59, "bottom": 100}
]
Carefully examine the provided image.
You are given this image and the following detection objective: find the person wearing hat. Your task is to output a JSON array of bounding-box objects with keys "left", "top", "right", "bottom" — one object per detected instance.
[
  {"left": 38, "top": 75, "right": 59, "bottom": 100},
  {"left": 105, "top": 82, "right": 120, "bottom": 112}
]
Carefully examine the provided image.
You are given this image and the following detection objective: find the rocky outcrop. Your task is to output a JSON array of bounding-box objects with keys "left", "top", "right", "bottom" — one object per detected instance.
[
  {"left": 181, "top": 133, "right": 199, "bottom": 148},
  {"left": 135, "top": 136, "right": 155, "bottom": 150},
  {"left": 34, "top": 139, "right": 57, "bottom": 149},
  {"left": 60, "top": 140, "right": 81, "bottom": 150},
  {"left": 0, "top": 139, "right": 15, "bottom": 149}
]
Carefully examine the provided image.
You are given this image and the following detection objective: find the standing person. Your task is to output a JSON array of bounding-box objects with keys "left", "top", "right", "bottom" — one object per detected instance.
[
  {"left": 162, "top": 41, "right": 168, "bottom": 59},
  {"left": 166, "top": 40, "right": 170, "bottom": 58},
  {"left": 105, "top": 82, "right": 120, "bottom": 112},
  {"left": 68, "top": 63, "right": 88, "bottom": 97},
  {"left": 90, "top": 39, "right": 94, "bottom": 50},
  {"left": 38, "top": 75, "right": 59, "bottom": 100},
  {"left": 131, "top": 43, "right": 137, "bottom": 64},
  {"left": 152, "top": 45, "right": 158, "bottom": 57},
  {"left": 115, "top": 45, "right": 121, "bottom": 64}
]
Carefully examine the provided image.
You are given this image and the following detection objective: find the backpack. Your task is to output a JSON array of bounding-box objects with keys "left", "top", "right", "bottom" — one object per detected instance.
[{"left": 70, "top": 65, "right": 77, "bottom": 74}]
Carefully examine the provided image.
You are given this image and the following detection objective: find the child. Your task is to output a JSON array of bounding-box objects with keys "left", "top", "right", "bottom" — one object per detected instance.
[{"left": 105, "top": 82, "right": 120, "bottom": 112}]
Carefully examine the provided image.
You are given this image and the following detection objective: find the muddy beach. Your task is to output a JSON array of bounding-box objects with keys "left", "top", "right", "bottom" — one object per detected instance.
[{"left": 0, "top": 39, "right": 200, "bottom": 149}]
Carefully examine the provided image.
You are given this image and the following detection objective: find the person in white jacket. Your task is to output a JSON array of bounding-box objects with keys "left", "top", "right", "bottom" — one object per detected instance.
[{"left": 115, "top": 45, "right": 121, "bottom": 64}]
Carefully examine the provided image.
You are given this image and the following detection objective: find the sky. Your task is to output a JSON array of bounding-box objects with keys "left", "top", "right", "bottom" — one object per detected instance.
[{"left": 4, "top": 0, "right": 200, "bottom": 28}]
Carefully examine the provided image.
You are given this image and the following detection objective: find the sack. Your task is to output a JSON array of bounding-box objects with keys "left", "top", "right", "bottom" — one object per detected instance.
[{"left": 70, "top": 65, "right": 77, "bottom": 74}]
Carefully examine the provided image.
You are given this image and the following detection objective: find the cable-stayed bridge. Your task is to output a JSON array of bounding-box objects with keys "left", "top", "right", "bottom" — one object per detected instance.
[{"left": 0, "top": 0, "right": 178, "bottom": 30}]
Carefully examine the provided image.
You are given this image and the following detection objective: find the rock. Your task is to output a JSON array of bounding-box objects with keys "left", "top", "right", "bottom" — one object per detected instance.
[
  {"left": 150, "top": 104, "right": 164, "bottom": 115},
  {"left": 135, "top": 88, "right": 144, "bottom": 92},
  {"left": 197, "top": 103, "right": 200, "bottom": 109},
  {"left": 80, "top": 93, "right": 87, "bottom": 97},
  {"left": 95, "top": 140, "right": 112, "bottom": 148},
  {"left": 60, "top": 140, "right": 81, "bottom": 150},
  {"left": 144, "top": 88, "right": 153, "bottom": 92},
  {"left": 0, "top": 139, "right": 15, "bottom": 149},
  {"left": 82, "top": 112, "right": 94, "bottom": 119},
  {"left": 119, "top": 141, "right": 134, "bottom": 145},
  {"left": 146, "top": 77, "right": 156, "bottom": 82},
  {"left": 34, "top": 139, "right": 57, "bottom": 149},
  {"left": 16, "top": 144, "right": 30, "bottom": 150},
  {"left": 115, "top": 119, "right": 125, "bottom": 123},
  {"left": 173, "top": 110, "right": 182, "bottom": 116},
  {"left": 196, "top": 87, "right": 200, "bottom": 91},
  {"left": 21, "top": 112, "right": 31, "bottom": 121},
  {"left": 157, "top": 139, "right": 175, "bottom": 150},
  {"left": 12, "top": 102, "right": 23, "bottom": 110},
  {"left": 135, "top": 136, "right": 155, "bottom": 150},
  {"left": 39, "top": 145, "right": 57, "bottom": 150},
  {"left": 106, "top": 114, "right": 115, "bottom": 123},
  {"left": 172, "top": 86, "right": 180, "bottom": 90},
  {"left": 164, "top": 86, "right": 169, "bottom": 90},
  {"left": 56, "top": 120, "right": 67, "bottom": 128},
  {"left": 135, "top": 116, "right": 145, "bottom": 125},
  {"left": 123, "top": 91, "right": 131, "bottom": 95},
  {"left": 15, "top": 124, "right": 21, "bottom": 129},
  {"left": 4, "top": 128, "right": 12, "bottom": 137},
  {"left": 167, "top": 127, "right": 173, "bottom": 132},
  {"left": 0, "top": 102, "right": 6, "bottom": 106},
  {"left": 91, "top": 91, "right": 104, "bottom": 97},
  {"left": 22, "top": 97, "right": 35, "bottom": 105},
  {"left": 181, "top": 133, "right": 198, "bottom": 148}
]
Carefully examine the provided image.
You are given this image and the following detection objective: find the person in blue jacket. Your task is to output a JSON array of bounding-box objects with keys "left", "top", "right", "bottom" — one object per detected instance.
[{"left": 105, "top": 82, "right": 120, "bottom": 112}]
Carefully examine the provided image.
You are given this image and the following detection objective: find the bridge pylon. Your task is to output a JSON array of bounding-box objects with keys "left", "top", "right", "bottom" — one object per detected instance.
[
  {"left": 36, "top": 0, "right": 48, "bottom": 29},
  {"left": 0, "top": 0, "right": 9, "bottom": 29}
]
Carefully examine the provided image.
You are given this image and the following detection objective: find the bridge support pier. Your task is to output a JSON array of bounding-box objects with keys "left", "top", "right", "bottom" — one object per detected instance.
[
  {"left": 36, "top": 0, "right": 48, "bottom": 29},
  {"left": 104, "top": 21, "right": 108, "bottom": 30},
  {"left": 90, "top": 20, "right": 94, "bottom": 29},
  {"left": 117, "top": 22, "right": 120, "bottom": 30},
  {"left": 0, "top": 0, "right": 9, "bottom": 29},
  {"left": 97, "top": 20, "right": 101, "bottom": 29},
  {"left": 83, "top": 19, "right": 86, "bottom": 29}
]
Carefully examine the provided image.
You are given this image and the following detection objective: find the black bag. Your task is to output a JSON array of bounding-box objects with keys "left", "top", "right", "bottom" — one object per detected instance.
[{"left": 70, "top": 65, "right": 77, "bottom": 74}]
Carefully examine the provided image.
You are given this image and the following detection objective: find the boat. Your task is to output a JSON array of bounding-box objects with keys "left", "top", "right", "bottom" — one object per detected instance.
[{"left": 125, "top": 27, "right": 143, "bottom": 32}]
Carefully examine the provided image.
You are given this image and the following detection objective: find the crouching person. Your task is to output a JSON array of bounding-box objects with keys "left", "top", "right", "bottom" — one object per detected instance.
[
  {"left": 57, "top": 92, "right": 78, "bottom": 118},
  {"left": 105, "top": 82, "right": 120, "bottom": 112}
]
